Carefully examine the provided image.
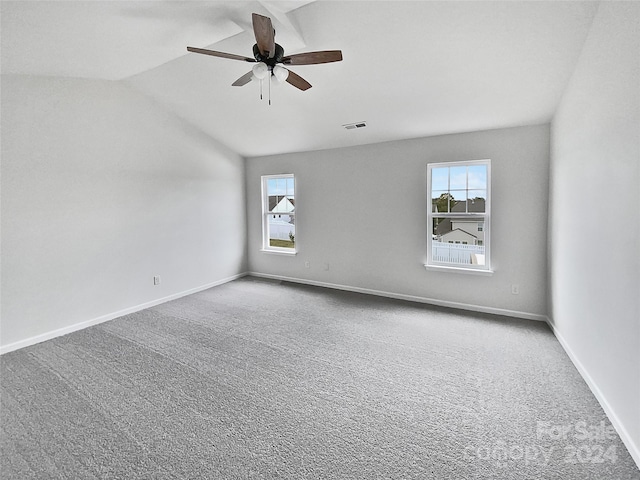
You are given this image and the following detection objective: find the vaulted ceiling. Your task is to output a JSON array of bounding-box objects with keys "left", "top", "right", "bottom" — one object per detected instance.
[{"left": 1, "top": 1, "right": 599, "bottom": 157}]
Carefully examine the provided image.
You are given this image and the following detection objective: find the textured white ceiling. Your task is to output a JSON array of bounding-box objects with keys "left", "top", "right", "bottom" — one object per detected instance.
[{"left": 1, "top": 1, "right": 599, "bottom": 157}]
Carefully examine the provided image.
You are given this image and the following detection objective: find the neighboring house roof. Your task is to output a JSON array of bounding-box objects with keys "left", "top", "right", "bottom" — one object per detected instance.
[
  {"left": 435, "top": 218, "right": 453, "bottom": 236},
  {"left": 433, "top": 197, "right": 485, "bottom": 214},
  {"left": 451, "top": 198, "right": 486, "bottom": 213},
  {"left": 440, "top": 228, "right": 478, "bottom": 240},
  {"left": 269, "top": 195, "right": 295, "bottom": 213}
]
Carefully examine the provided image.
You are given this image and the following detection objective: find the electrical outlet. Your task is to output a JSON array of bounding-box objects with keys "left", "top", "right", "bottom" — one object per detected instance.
[
  {"left": 323, "top": 263, "right": 330, "bottom": 271},
  {"left": 304, "top": 261, "right": 310, "bottom": 269},
  {"left": 154, "top": 275, "right": 161, "bottom": 285},
  {"left": 511, "top": 284, "right": 519, "bottom": 295}
]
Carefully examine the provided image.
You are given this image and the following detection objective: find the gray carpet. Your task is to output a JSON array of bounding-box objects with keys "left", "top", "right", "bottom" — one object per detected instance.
[{"left": 1, "top": 276, "right": 638, "bottom": 479}]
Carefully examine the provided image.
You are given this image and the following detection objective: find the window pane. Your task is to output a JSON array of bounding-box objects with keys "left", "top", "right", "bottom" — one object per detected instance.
[
  {"left": 286, "top": 178, "right": 295, "bottom": 212},
  {"left": 267, "top": 178, "right": 278, "bottom": 195},
  {"left": 449, "top": 190, "right": 467, "bottom": 212},
  {"left": 431, "top": 167, "right": 449, "bottom": 191},
  {"left": 268, "top": 213, "right": 295, "bottom": 248},
  {"left": 268, "top": 195, "right": 279, "bottom": 213},
  {"left": 467, "top": 190, "right": 486, "bottom": 212},
  {"left": 432, "top": 190, "right": 450, "bottom": 213},
  {"left": 433, "top": 216, "right": 451, "bottom": 238},
  {"left": 449, "top": 166, "right": 467, "bottom": 190},
  {"left": 286, "top": 177, "right": 295, "bottom": 196},
  {"left": 267, "top": 177, "right": 287, "bottom": 196},
  {"left": 468, "top": 165, "right": 487, "bottom": 189},
  {"left": 432, "top": 215, "right": 486, "bottom": 266},
  {"left": 267, "top": 176, "right": 295, "bottom": 213}
]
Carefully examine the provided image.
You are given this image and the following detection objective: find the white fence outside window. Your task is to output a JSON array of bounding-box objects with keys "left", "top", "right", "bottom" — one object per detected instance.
[
  {"left": 432, "top": 241, "right": 485, "bottom": 265},
  {"left": 269, "top": 221, "right": 295, "bottom": 241}
]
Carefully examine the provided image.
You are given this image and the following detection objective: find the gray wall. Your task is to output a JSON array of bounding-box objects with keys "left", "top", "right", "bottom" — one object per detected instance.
[
  {"left": 247, "top": 124, "right": 550, "bottom": 319},
  {"left": 1, "top": 75, "right": 247, "bottom": 350},
  {"left": 549, "top": 2, "right": 640, "bottom": 464}
]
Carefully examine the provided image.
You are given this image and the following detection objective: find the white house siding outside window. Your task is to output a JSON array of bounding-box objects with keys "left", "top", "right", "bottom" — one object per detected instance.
[
  {"left": 427, "top": 160, "right": 491, "bottom": 272},
  {"left": 262, "top": 174, "right": 296, "bottom": 253}
]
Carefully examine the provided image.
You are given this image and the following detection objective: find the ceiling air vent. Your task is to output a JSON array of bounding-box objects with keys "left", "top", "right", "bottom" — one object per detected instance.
[{"left": 343, "top": 121, "right": 367, "bottom": 130}]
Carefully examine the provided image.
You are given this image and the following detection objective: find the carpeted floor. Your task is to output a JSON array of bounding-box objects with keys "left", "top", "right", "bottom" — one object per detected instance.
[{"left": 1, "top": 277, "right": 638, "bottom": 479}]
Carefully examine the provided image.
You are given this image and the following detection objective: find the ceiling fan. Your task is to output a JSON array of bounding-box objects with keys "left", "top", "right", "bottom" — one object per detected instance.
[{"left": 187, "top": 13, "right": 342, "bottom": 98}]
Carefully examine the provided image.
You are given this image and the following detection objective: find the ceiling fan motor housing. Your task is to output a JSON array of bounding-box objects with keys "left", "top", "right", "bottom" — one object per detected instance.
[{"left": 253, "top": 43, "right": 284, "bottom": 67}]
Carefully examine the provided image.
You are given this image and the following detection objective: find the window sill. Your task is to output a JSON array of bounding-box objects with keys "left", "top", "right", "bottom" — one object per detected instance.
[
  {"left": 260, "top": 248, "right": 297, "bottom": 256},
  {"left": 424, "top": 264, "right": 494, "bottom": 276}
]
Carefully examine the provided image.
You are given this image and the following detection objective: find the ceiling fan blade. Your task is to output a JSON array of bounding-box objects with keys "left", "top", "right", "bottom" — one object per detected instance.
[
  {"left": 232, "top": 71, "right": 254, "bottom": 87},
  {"left": 285, "top": 70, "right": 312, "bottom": 91},
  {"left": 282, "top": 50, "right": 343, "bottom": 65},
  {"left": 252, "top": 13, "right": 275, "bottom": 58},
  {"left": 187, "top": 46, "right": 255, "bottom": 63}
]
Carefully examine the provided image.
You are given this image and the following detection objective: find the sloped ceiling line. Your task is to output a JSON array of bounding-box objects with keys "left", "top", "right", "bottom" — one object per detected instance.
[{"left": 1, "top": 1, "right": 599, "bottom": 157}]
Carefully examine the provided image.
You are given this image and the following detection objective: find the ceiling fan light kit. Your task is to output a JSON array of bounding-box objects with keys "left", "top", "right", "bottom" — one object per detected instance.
[
  {"left": 272, "top": 65, "right": 289, "bottom": 83},
  {"left": 252, "top": 62, "right": 269, "bottom": 80},
  {"left": 187, "top": 13, "right": 342, "bottom": 104}
]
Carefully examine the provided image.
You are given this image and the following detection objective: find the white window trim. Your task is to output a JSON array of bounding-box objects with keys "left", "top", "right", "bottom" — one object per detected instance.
[
  {"left": 261, "top": 174, "right": 297, "bottom": 255},
  {"left": 424, "top": 264, "right": 494, "bottom": 276},
  {"left": 426, "top": 159, "right": 492, "bottom": 273},
  {"left": 260, "top": 248, "right": 297, "bottom": 256}
]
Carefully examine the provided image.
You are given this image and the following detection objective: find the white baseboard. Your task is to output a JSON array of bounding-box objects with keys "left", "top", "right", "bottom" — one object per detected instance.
[
  {"left": 248, "top": 272, "right": 639, "bottom": 468},
  {"left": 3, "top": 270, "right": 637, "bottom": 470},
  {"left": 0, "top": 272, "right": 248, "bottom": 355},
  {"left": 248, "top": 271, "right": 548, "bottom": 322},
  {"left": 545, "top": 316, "right": 640, "bottom": 470}
]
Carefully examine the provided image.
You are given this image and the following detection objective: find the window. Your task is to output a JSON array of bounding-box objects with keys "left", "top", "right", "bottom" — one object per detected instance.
[
  {"left": 262, "top": 174, "right": 296, "bottom": 253},
  {"left": 427, "top": 160, "right": 491, "bottom": 272}
]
